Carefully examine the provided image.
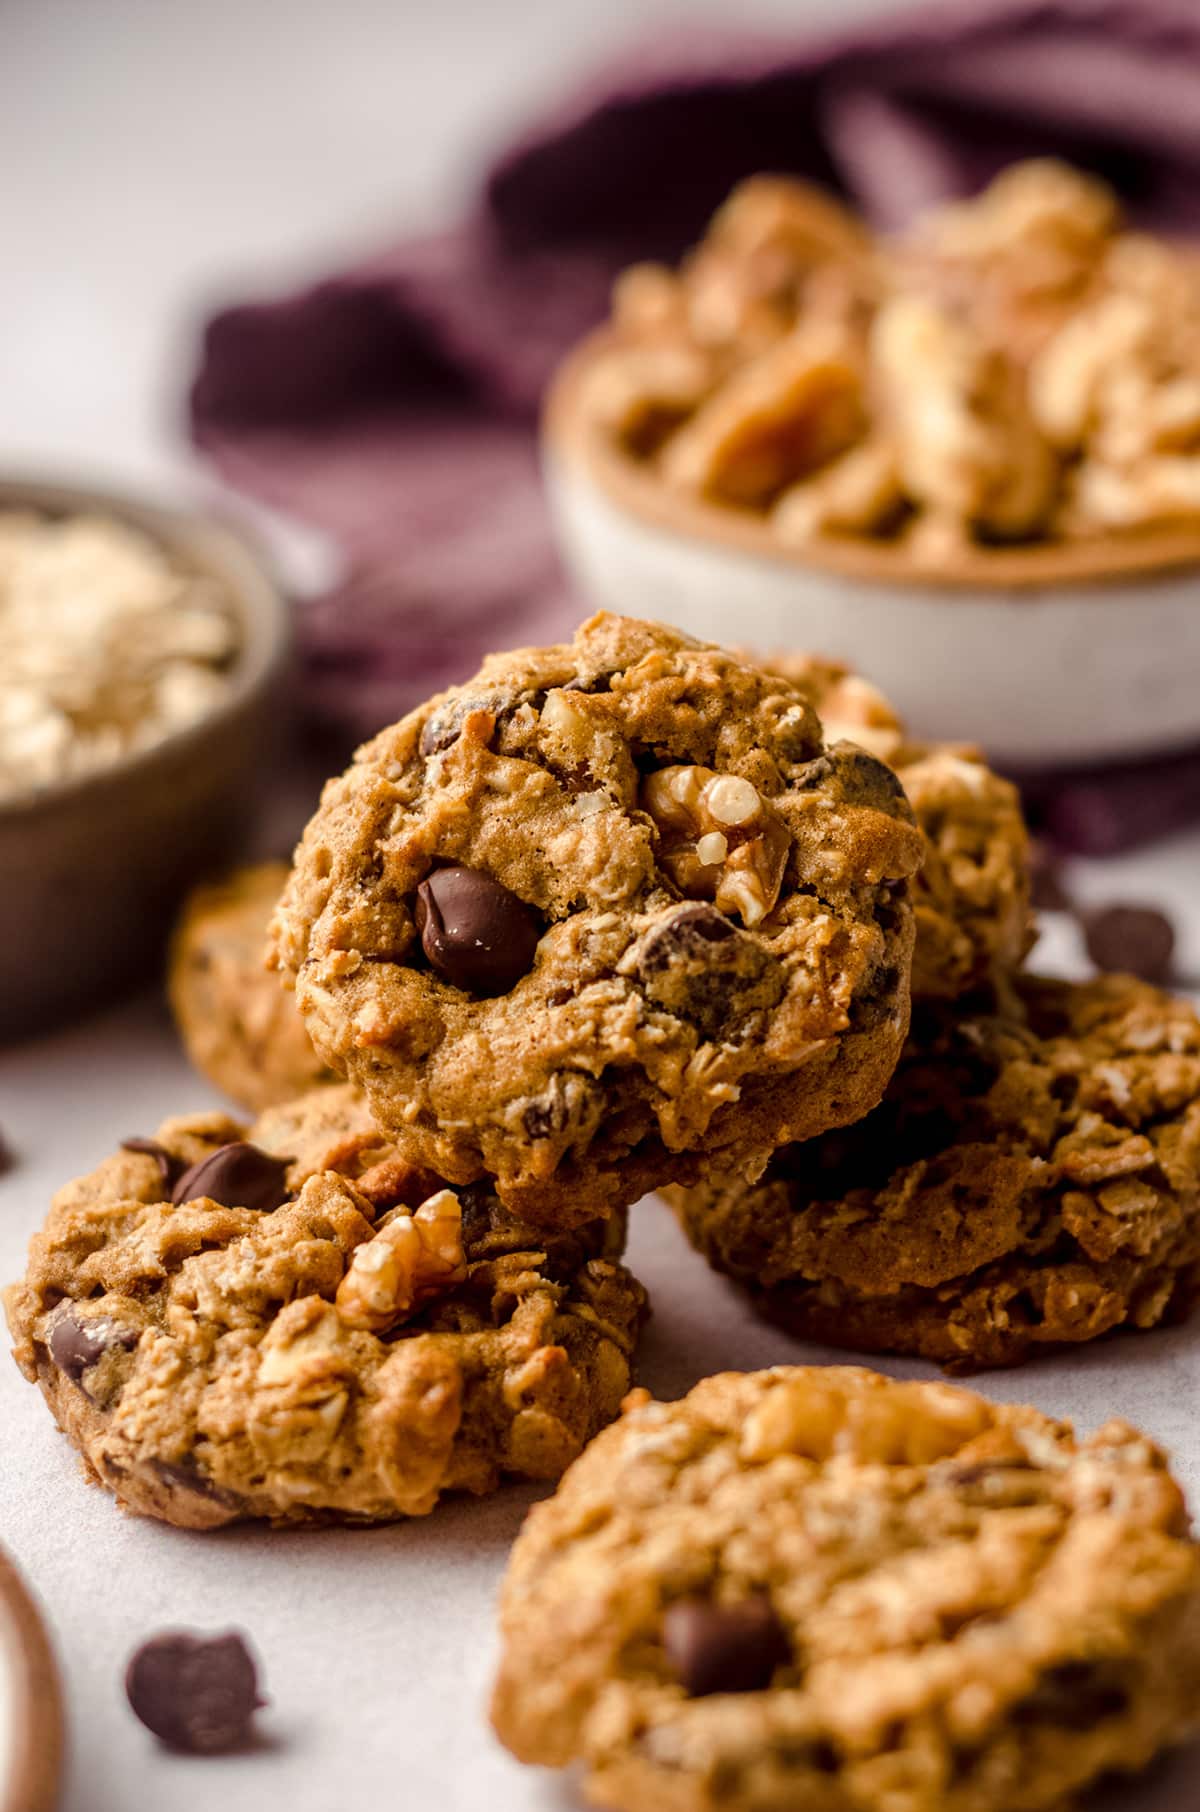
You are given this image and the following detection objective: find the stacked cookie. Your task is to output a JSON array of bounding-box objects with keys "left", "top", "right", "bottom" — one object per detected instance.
[{"left": 7, "top": 610, "right": 1200, "bottom": 1808}]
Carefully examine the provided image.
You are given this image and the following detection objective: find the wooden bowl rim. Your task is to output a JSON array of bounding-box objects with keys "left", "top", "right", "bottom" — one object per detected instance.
[
  {"left": 0, "top": 1546, "right": 64, "bottom": 1812},
  {"left": 545, "top": 327, "right": 1200, "bottom": 594}
]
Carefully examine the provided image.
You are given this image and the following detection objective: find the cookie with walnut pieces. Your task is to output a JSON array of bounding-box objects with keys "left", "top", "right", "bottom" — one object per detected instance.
[
  {"left": 673, "top": 974, "right": 1200, "bottom": 1371},
  {"left": 491, "top": 1364, "right": 1200, "bottom": 1812},
  {"left": 169, "top": 862, "right": 335, "bottom": 1113},
  {"left": 766, "top": 653, "right": 1033, "bottom": 1001},
  {"left": 4, "top": 1084, "right": 647, "bottom": 1529},
  {"left": 269, "top": 613, "right": 924, "bottom": 1221}
]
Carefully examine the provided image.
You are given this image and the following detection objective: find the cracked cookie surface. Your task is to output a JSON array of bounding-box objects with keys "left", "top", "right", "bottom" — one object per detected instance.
[
  {"left": 5, "top": 1084, "right": 647, "bottom": 1528},
  {"left": 270, "top": 614, "right": 923, "bottom": 1222},
  {"left": 769, "top": 655, "right": 1033, "bottom": 1001},
  {"left": 675, "top": 975, "right": 1200, "bottom": 1370},
  {"left": 491, "top": 1365, "right": 1200, "bottom": 1812},
  {"left": 169, "top": 862, "right": 334, "bottom": 1112}
]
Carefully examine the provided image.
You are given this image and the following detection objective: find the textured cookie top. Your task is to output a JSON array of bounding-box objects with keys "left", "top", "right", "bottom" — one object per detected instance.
[
  {"left": 271, "top": 614, "right": 923, "bottom": 1219},
  {"left": 678, "top": 974, "right": 1200, "bottom": 1369},
  {"left": 768, "top": 653, "right": 1032, "bottom": 999},
  {"left": 6, "top": 1085, "right": 646, "bottom": 1528},
  {"left": 492, "top": 1365, "right": 1200, "bottom": 1812},
  {"left": 169, "top": 861, "right": 333, "bottom": 1113}
]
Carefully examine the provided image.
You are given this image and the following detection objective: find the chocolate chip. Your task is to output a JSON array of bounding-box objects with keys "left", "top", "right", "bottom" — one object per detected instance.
[
  {"left": 1083, "top": 904, "right": 1175, "bottom": 984},
  {"left": 171, "top": 1143, "right": 292, "bottom": 1213},
  {"left": 1012, "top": 1661, "right": 1129, "bottom": 1730},
  {"left": 794, "top": 747, "right": 907, "bottom": 809},
  {"left": 0, "top": 1130, "right": 13, "bottom": 1176},
  {"left": 125, "top": 1631, "right": 263, "bottom": 1752},
  {"left": 121, "top": 1137, "right": 183, "bottom": 1191},
  {"left": 637, "top": 903, "right": 737, "bottom": 973},
  {"left": 48, "top": 1310, "right": 138, "bottom": 1388},
  {"left": 415, "top": 865, "right": 540, "bottom": 995},
  {"left": 419, "top": 708, "right": 465, "bottom": 756},
  {"left": 663, "top": 1594, "right": 790, "bottom": 1697}
]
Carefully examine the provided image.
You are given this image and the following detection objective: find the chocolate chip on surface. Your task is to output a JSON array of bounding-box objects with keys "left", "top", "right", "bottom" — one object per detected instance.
[
  {"left": 415, "top": 865, "right": 541, "bottom": 995},
  {"left": 0, "top": 1129, "right": 12, "bottom": 1176},
  {"left": 662, "top": 1594, "right": 791, "bottom": 1697},
  {"left": 48, "top": 1310, "right": 138, "bottom": 1385},
  {"left": 125, "top": 1631, "right": 263, "bottom": 1752},
  {"left": 171, "top": 1142, "right": 292, "bottom": 1213},
  {"left": 1083, "top": 904, "right": 1175, "bottom": 984},
  {"left": 121, "top": 1137, "right": 183, "bottom": 1190}
]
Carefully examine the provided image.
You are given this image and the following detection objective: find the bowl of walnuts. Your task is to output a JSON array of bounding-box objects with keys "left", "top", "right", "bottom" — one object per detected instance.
[{"left": 545, "top": 161, "right": 1200, "bottom": 768}]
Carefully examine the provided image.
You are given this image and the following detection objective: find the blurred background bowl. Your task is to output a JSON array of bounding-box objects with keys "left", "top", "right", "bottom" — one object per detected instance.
[
  {"left": 545, "top": 329, "right": 1200, "bottom": 770},
  {"left": 0, "top": 477, "right": 290, "bottom": 1042}
]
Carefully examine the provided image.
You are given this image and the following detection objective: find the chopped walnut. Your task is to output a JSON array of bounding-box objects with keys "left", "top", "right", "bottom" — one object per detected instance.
[
  {"left": 591, "top": 156, "right": 1200, "bottom": 549},
  {"left": 659, "top": 325, "right": 866, "bottom": 508},
  {"left": 872, "top": 295, "right": 1056, "bottom": 540},
  {"left": 740, "top": 1375, "right": 991, "bottom": 1466},
  {"left": 642, "top": 765, "right": 790, "bottom": 928},
  {"left": 335, "top": 1188, "right": 466, "bottom": 1332}
]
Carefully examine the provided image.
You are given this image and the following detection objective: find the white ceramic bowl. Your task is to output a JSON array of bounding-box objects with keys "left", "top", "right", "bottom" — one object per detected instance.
[{"left": 545, "top": 331, "right": 1200, "bottom": 768}]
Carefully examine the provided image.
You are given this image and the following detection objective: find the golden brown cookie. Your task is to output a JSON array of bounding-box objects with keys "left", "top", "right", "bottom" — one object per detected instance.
[
  {"left": 169, "top": 862, "right": 334, "bottom": 1112},
  {"left": 492, "top": 1365, "right": 1200, "bottom": 1812},
  {"left": 270, "top": 614, "right": 924, "bottom": 1222},
  {"left": 5, "top": 1084, "right": 647, "bottom": 1528},
  {"left": 767, "top": 654, "right": 1033, "bottom": 999},
  {"left": 674, "top": 974, "right": 1200, "bottom": 1370}
]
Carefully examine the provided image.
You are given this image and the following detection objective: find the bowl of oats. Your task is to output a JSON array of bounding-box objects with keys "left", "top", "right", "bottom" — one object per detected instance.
[
  {"left": 545, "top": 162, "right": 1200, "bottom": 768},
  {"left": 0, "top": 478, "right": 289, "bottom": 1039}
]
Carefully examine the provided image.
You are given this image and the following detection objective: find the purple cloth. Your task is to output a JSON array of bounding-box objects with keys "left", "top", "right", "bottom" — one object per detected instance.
[{"left": 191, "top": 0, "right": 1200, "bottom": 851}]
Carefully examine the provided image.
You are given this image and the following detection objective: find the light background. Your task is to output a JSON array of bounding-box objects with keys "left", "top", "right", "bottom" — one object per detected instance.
[{"left": 2, "top": 3, "right": 1199, "bottom": 1808}]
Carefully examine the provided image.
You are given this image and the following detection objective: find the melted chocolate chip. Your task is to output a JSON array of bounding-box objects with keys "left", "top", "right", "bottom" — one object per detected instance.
[
  {"left": 121, "top": 1137, "right": 183, "bottom": 1191},
  {"left": 1083, "top": 904, "right": 1176, "bottom": 985},
  {"left": 415, "top": 865, "right": 541, "bottom": 995},
  {"left": 663, "top": 1594, "right": 791, "bottom": 1697},
  {"left": 48, "top": 1311, "right": 138, "bottom": 1388},
  {"left": 171, "top": 1143, "right": 292, "bottom": 1213},
  {"left": 125, "top": 1631, "right": 263, "bottom": 1752}
]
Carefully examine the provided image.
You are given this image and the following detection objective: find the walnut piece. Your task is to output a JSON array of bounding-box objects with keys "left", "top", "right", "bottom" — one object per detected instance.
[
  {"left": 335, "top": 1188, "right": 466, "bottom": 1332},
  {"left": 641, "top": 765, "right": 790, "bottom": 928},
  {"left": 740, "top": 1375, "right": 992, "bottom": 1466}
]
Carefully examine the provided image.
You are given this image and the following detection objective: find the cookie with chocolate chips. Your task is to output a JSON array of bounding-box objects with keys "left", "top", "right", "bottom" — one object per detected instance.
[
  {"left": 491, "top": 1365, "right": 1200, "bottom": 1812},
  {"left": 5, "top": 1085, "right": 647, "bottom": 1528},
  {"left": 169, "top": 863, "right": 335, "bottom": 1112},
  {"left": 270, "top": 614, "right": 923, "bottom": 1221},
  {"left": 674, "top": 973, "right": 1200, "bottom": 1370}
]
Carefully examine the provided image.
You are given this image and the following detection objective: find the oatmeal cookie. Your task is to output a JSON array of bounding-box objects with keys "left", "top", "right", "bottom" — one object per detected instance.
[
  {"left": 675, "top": 975, "right": 1200, "bottom": 1370},
  {"left": 769, "top": 654, "right": 1032, "bottom": 1000},
  {"left": 270, "top": 614, "right": 923, "bottom": 1221},
  {"left": 169, "top": 862, "right": 334, "bottom": 1112},
  {"left": 5, "top": 1084, "right": 647, "bottom": 1528},
  {"left": 491, "top": 1365, "right": 1200, "bottom": 1812}
]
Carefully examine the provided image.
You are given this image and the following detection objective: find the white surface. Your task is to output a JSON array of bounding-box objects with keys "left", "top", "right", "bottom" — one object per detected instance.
[
  {"left": 2, "top": 4, "right": 1200, "bottom": 1811},
  {"left": 549, "top": 453, "right": 1200, "bottom": 767}
]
